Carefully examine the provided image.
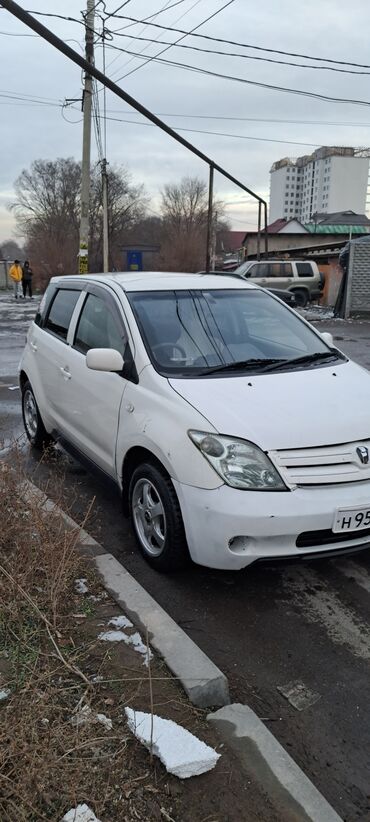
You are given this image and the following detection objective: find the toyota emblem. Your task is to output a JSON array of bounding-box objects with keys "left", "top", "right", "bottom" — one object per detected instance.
[{"left": 357, "top": 446, "right": 369, "bottom": 465}]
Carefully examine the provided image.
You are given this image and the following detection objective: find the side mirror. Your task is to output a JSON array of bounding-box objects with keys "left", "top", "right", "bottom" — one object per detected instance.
[
  {"left": 86, "top": 348, "right": 124, "bottom": 372},
  {"left": 321, "top": 331, "right": 334, "bottom": 347}
]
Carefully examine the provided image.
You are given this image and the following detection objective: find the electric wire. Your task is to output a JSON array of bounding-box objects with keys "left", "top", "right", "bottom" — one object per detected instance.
[
  {"left": 102, "top": 43, "right": 370, "bottom": 108},
  {"left": 107, "top": 0, "right": 190, "bottom": 77},
  {"left": 117, "top": 0, "right": 236, "bottom": 82},
  {"left": 10, "top": 8, "right": 370, "bottom": 71},
  {"left": 106, "top": 14, "right": 370, "bottom": 70},
  {"left": 105, "top": 31, "right": 370, "bottom": 76}
]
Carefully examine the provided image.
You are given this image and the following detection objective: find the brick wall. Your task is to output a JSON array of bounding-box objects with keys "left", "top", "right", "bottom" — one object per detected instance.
[{"left": 347, "top": 243, "right": 370, "bottom": 315}]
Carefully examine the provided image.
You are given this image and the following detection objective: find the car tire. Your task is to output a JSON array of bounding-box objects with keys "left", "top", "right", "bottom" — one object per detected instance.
[
  {"left": 291, "top": 288, "right": 308, "bottom": 308},
  {"left": 22, "top": 380, "right": 51, "bottom": 449},
  {"left": 129, "top": 462, "right": 189, "bottom": 572}
]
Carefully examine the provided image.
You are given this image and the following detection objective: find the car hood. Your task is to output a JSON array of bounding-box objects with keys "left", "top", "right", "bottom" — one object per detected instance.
[{"left": 169, "top": 360, "right": 370, "bottom": 451}]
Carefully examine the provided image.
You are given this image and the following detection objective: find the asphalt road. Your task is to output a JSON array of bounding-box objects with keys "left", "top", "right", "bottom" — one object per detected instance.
[{"left": 2, "top": 292, "right": 370, "bottom": 821}]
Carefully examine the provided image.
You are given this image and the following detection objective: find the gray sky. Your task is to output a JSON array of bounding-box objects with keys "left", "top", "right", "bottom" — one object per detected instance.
[{"left": 1, "top": 0, "right": 370, "bottom": 244}]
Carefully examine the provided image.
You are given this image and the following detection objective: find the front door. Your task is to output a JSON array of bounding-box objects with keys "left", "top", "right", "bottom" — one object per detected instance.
[{"left": 57, "top": 287, "right": 129, "bottom": 477}]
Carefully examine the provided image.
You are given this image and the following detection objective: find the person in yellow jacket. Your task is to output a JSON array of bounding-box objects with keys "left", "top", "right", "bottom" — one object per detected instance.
[{"left": 9, "top": 259, "right": 23, "bottom": 299}]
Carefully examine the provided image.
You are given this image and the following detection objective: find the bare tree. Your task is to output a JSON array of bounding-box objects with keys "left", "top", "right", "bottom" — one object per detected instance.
[
  {"left": 160, "top": 176, "right": 227, "bottom": 271},
  {"left": 0, "top": 239, "right": 24, "bottom": 262},
  {"left": 11, "top": 158, "right": 147, "bottom": 286},
  {"left": 89, "top": 165, "right": 147, "bottom": 271}
]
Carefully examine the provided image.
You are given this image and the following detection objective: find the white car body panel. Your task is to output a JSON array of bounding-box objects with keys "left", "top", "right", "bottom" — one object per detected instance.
[
  {"left": 18, "top": 272, "right": 370, "bottom": 570},
  {"left": 169, "top": 360, "right": 370, "bottom": 452}
]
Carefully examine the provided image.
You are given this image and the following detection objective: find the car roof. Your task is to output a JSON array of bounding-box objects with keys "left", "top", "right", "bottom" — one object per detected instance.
[{"left": 50, "top": 271, "right": 258, "bottom": 292}]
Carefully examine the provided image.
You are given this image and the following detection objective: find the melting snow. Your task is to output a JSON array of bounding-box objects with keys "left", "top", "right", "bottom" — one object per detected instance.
[
  {"left": 62, "top": 804, "right": 101, "bottom": 822},
  {"left": 98, "top": 623, "right": 153, "bottom": 666},
  {"left": 125, "top": 708, "right": 220, "bottom": 778},
  {"left": 109, "top": 615, "right": 133, "bottom": 629},
  {"left": 70, "top": 704, "right": 112, "bottom": 730},
  {"left": 75, "top": 578, "right": 88, "bottom": 594},
  {"left": 96, "top": 712, "right": 113, "bottom": 731}
]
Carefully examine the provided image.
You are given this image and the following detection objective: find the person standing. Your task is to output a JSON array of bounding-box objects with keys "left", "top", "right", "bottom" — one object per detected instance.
[
  {"left": 22, "top": 261, "right": 33, "bottom": 299},
  {"left": 9, "top": 259, "right": 23, "bottom": 299}
]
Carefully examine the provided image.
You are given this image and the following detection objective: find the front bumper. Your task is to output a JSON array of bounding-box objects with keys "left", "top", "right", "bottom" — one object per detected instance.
[{"left": 173, "top": 479, "right": 370, "bottom": 570}]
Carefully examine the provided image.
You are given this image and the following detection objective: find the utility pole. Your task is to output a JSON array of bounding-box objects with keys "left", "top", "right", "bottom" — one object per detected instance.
[
  {"left": 101, "top": 158, "right": 109, "bottom": 273},
  {"left": 79, "top": 0, "right": 95, "bottom": 275},
  {"left": 211, "top": 208, "right": 218, "bottom": 271}
]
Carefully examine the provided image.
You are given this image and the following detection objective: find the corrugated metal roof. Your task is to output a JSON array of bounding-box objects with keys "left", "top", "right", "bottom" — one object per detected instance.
[{"left": 305, "top": 225, "right": 370, "bottom": 234}]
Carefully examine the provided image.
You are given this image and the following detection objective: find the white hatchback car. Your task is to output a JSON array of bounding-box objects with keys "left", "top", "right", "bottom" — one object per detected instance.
[{"left": 19, "top": 272, "right": 370, "bottom": 572}]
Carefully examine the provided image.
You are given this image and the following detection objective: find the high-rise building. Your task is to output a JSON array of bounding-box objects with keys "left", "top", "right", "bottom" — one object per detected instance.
[{"left": 269, "top": 146, "right": 369, "bottom": 223}]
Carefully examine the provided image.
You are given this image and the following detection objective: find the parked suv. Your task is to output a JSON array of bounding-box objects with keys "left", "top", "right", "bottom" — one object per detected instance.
[
  {"left": 19, "top": 272, "right": 370, "bottom": 573},
  {"left": 235, "top": 259, "right": 324, "bottom": 307}
]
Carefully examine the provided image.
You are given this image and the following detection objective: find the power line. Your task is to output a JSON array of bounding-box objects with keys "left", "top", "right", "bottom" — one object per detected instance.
[
  {"left": 102, "top": 44, "right": 370, "bottom": 108},
  {"left": 117, "top": 0, "right": 234, "bottom": 82},
  {"left": 0, "top": 28, "right": 37, "bottom": 35},
  {"left": 103, "top": 1, "right": 133, "bottom": 24},
  {"left": 4, "top": 88, "right": 370, "bottom": 130},
  {"left": 108, "top": 14, "right": 370, "bottom": 70},
  {"left": 107, "top": 0, "right": 194, "bottom": 79},
  {"left": 106, "top": 31, "right": 370, "bottom": 76},
  {"left": 9, "top": 7, "right": 370, "bottom": 72},
  {"left": 87, "top": 111, "right": 322, "bottom": 146}
]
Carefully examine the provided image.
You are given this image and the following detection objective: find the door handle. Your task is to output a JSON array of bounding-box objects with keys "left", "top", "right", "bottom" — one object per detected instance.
[
  {"left": 30, "top": 341, "right": 37, "bottom": 352},
  {"left": 60, "top": 366, "right": 71, "bottom": 380}
]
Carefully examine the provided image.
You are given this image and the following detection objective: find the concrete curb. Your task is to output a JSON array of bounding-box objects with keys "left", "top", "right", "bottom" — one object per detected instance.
[
  {"left": 24, "top": 478, "right": 343, "bottom": 820},
  {"left": 208, "top": 704, "right": 343, "bottom": 822},
  {"left": 23, "top": 479, "right": 229, "bottom": 709},
  {"left": 93, "top": 552, "right": 229, "bottom": 708}
]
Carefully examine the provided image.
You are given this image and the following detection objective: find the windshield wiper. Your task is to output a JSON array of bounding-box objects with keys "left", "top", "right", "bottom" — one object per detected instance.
[
  {"left": 262, "top": 350, "right": 344, "bottom": 372},
  {"left": 200, "top": 358, "right": 285, "bottom": 375}
]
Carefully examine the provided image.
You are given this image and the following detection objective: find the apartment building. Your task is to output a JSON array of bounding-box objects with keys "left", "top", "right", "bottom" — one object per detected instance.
[{"left": 269, "top": 146, "right": 369, "bottom": 223}]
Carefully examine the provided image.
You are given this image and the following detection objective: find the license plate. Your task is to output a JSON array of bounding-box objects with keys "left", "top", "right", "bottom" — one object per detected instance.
[{"left": 333, "top": 507, "right": 370, "bottom": 533}]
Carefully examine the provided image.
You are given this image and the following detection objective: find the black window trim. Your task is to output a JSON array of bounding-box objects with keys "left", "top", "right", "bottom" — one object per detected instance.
[
  {"left": 72, "top": 283, "right": 138, "bottom": 384},
  {"left": 42, "top": 284, "right": 84, "bottom": 343}
]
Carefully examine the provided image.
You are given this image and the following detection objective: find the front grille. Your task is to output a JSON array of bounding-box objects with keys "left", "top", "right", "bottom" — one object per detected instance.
[
  {"left": 272, "top": 440, "right": 370, "bottom": 486},
  {"left": 296, "top": 527, "right": 370, "bottom": 548}
]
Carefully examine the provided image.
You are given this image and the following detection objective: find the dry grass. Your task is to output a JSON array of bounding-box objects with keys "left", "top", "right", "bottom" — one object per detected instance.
[{"left": 0, "top": 458, "right": 178, "bottom": 822}]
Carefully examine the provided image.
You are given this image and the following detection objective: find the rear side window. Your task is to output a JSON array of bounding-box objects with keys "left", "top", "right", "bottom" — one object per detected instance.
[
  {"left": 74, "top": 293, "right": 127, "bottom": 356},
  {"left": 247, "top": 263, "right": 269, "bottom": 278},
  {"left": 44, "top": 289, "right": 80, "bottom": 341},
  {"left": 296, "top": 263, "right": 314, "bottom": 277}
]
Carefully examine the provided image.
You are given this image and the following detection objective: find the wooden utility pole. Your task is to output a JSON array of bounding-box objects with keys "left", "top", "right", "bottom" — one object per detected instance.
[
  {"left": 79, "top": 0, "right": 95, "bottom": 274},
  {"left": 102, "top": 158, "right": 109, "bottom": 273}
]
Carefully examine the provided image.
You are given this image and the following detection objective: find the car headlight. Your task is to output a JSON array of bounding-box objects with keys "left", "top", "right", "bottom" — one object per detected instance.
[{"left": 188, "top": 431, "right": 287, "bottom": 491}]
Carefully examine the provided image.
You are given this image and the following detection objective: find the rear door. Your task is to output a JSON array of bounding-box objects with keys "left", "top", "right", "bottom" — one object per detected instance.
[
  {"left": 269, "top": 261, "right": 294, "bottom": 291},
  {"left": 28, "top": 285, "right": 83, "bottom": 433},
  {"left": 57, "top": 284, "right": 131, "bottom": 477}
]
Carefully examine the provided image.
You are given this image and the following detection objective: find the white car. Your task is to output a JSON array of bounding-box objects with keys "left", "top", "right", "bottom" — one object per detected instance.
[{"left": 19, "top": 272, "right": 370, "bottom": 572}]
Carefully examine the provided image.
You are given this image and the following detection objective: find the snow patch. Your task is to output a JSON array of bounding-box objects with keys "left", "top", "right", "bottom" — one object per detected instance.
[
  {"left": 70, "top": 705, "right": 112, "bottom": 730},
  {"left": 125, "top": 708, "right": 220, "bottom": 778},
  {"left": 109, "top": 614, "right": 133, "bottom": 629},
  {"left": 98, "top": 629, "right": 129, "bottom": 643},
  {"left": 61, "top": 804, "right": 101, "bottom": 822},
  {"left": 75, "top": 578, "right": 88, "bottom": 594},
  {"left": 96, "top": 712, "right": 113, "bottom": 731},
  {"left": 98, "top": 624, "right": 153, "bottom": 666},
  {"left": 0, "top": 688, "right": 11, "bottom": 701}
]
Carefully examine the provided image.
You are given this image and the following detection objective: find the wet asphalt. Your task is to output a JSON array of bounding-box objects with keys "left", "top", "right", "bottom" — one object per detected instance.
[{"left": 2, "top": 292, "right": 370, "bottom": 821}]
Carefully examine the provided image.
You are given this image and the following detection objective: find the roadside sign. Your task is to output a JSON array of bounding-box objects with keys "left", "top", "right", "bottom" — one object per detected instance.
[{"left": 127, "top": 250, "right": 143, "bottom": 271}]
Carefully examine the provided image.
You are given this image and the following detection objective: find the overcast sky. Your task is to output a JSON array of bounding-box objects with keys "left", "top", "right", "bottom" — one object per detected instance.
[{"left": 1, "top": 0, "right": 370, "bottom": 245}]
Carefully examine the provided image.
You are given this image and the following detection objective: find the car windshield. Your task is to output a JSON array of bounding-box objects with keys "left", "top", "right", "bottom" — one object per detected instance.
[{"left": 128, "top": 289, "right": 343, "bottom": 377}]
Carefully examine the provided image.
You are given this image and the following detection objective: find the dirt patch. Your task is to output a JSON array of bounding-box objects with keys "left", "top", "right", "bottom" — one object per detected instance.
[{"left": 0, "top": 456, "right": 280, "bottom": 822}]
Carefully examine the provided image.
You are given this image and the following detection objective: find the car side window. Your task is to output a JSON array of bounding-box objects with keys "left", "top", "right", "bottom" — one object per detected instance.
[
  {"left": 44, "top": 289, "right": 81, "bottom": 341},
  {"left": 74, "top": 293, "right": 127, "bottom": 356},
  {"left": 248, "top": 263, "right": 268, "bottom": 278},
  {"left": 296, "top": 263, "right": 314, "bottom": 277},
  {"left": 281, "top": 263, "right": 293, "bottom": 277}
]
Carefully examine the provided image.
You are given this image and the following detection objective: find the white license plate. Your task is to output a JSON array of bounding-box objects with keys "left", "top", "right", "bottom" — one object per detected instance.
[{"left": 333, "top": 507, "right": 370, "bottom": 533}]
